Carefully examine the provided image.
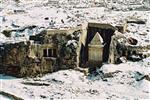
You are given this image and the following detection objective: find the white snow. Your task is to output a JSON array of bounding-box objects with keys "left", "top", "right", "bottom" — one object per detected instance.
[
  {"left": 0, "top": 0, "right": 150, "bottom": 99},
  {"left": 0, "top": 0, "right": 150, "bottom": 45},
  {"left": 0, "top": 34, "right": 7, "bottom": 44},
  {"left": 1, "top": 57, "right": 150, "bottom": 99},
  {"left": 0, "top": 95, "right": 11, "bottom": 100}
]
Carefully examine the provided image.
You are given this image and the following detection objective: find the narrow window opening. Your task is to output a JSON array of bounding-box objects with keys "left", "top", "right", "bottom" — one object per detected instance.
[
  {"left": 48, "top": 49, "right": 52, "bottom": 57},
  {"left": 43, "top": 49, "right": 47, "bottom": 57},
  {"left": 43, "top": 48, "right": 57, "bottom": 57}
]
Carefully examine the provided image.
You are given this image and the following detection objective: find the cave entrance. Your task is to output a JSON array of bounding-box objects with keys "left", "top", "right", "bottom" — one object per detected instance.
[{"left": 79, "top": 23, "right": 116, "bottom": 68}]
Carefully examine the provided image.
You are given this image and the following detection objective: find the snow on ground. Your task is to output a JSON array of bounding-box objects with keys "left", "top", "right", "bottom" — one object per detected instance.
[
  {"left": 0, "top": 33, "right": 7, "bottom": 44},
  {"left": 1, "top": 57, "right": 150, "bottom": 99},
  {"left": 0, "top": 0, "right": 150, "bottom": 99},
  {"left": 0, "top": 95, "right": 11, "bottom": 100},
  {"left": 0, "top": 0, "right": 150, "bottom": 45}
]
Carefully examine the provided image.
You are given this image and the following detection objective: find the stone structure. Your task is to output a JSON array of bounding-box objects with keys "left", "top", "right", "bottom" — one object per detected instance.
[
  {"left": 88, "top": 32, "right": 103, "bottom": 65},
  {"left": 87, "top": 32, "right": 104, "bottom": 72},
  {"left": 0, "top": 22, "right": 149, "bottom": 77},
  {"left": 109, "top": 34, "right": 150, "bottom": 63},
  {"left": 78, "top": 23, "right": 116, "bottom": 69}
]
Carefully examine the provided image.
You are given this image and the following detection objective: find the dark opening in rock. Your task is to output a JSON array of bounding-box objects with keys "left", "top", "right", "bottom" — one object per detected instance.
[{"left": 127, "top": 37, "right": 138, "bottom": 45}]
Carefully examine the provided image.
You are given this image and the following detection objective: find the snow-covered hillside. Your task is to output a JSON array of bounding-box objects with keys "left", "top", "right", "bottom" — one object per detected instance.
[
  {"left": 1, "top": 0, "right": 150, "bottom": 44},
  {"left": 0, "top": 0, "right": 150, "bottom": 99},
  {"left": 1, "top": 57, "right": 150, "bottom": 99}
]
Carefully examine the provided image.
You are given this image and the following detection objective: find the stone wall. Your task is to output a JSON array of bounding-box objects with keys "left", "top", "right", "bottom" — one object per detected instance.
[
  {"left": 0, "top": 29, "right": 81, "bottom": 77},
  {"left": 109, "top": 34, "right": 150, "bottom": 63},
  {"left": 0, "top": 42, "right": 30, "bottom": 77},
  {"left": 1, "top": 23, "right": 149, "bottom": 77}
]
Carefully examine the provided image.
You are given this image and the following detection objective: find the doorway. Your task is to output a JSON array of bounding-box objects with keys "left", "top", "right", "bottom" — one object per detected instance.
[{"left": 79, "top": 23, "right": 116, "bottom": 68}]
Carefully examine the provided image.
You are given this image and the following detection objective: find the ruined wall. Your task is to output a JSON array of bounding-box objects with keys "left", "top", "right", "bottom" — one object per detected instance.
[
  {"left": 0, "top": 29, "right": 81, "bottom": 77},
  {"left": 0, "top": 42, "right": 30, "bottom": 76},
  {"left": 0, "top": 41, "right": 55, "bottom": 77},
  {"left": 44, "top": 30, "right": 81, "bottom": 70},
  {"left": 109, "top": 34, "right": 150, "bottom": 63}
]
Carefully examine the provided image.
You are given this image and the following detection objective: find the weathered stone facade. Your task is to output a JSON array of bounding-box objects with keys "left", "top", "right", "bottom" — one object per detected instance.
[
  {"left": 0, "top": 42, "right": 30, "bottom": 77},
  {"left": 78, "top": 23, "right": 116, "bottom": 69},
  {"left": 0, "top": 22, "right": 150, "bottom": 77},
  {"left": 0, "top": 27, "right": 81, "bottom": 77},
  {"left": 109, "top": 34, "right": 150, "bottom": 64}
]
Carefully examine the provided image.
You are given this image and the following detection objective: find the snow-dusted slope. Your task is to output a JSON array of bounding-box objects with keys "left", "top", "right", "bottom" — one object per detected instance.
[
  {"left": 1, "top": 57, "right": 150, "bottom": 99},
  {"left": 1, "top": 0, "right": 150, "bottom": 44},
  {"left": 0, "top": 1, "right": 150, "bottom": 99}
]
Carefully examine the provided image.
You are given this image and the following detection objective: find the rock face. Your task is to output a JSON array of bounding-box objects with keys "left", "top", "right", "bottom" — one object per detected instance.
[
  {"left": 0, "top": 23, "right": 149, "bottom": 77},
  {"left": 0, "top": 30, "right": 81, "bottom": 77},
  {"left": 0, "top": 42, "right": 30, "bottom": 77},
  {"left": 109, "top": 34, "right": 150, "bottom": 64}
]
